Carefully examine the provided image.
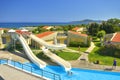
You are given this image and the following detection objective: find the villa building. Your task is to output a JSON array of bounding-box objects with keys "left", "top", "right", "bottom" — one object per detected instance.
[
  {"left": 0, "top": 28, "right": 11, "bottom": 49},
  {"left": 30, "top": 31, "right": 57, "bottom": 48},
  {"left": 0, "top": 28, "right": 90, "bottom": 49},
  {"left": 56, "top": 31, "right": 68, "bottom": 45},
  {"left": 0, "top": 29, "right": 30, "bottom": 49},
  {"left": 67, "top": 31, "right": 88, "bottom": 46},
  {"left": 0, "top": 28, "right": 4, "bottom": 49},
  {"left": 104, "top": 32, "right": 120, "bottom": 48},
  {"left": 0, "top": 28, "right": 4, "bottom": 34},
  {"left": 30, "top": 30, "right": 89, "bottom": 48},
  {"left": 72, "top": 27, "right": 84, "bottom": 32}
]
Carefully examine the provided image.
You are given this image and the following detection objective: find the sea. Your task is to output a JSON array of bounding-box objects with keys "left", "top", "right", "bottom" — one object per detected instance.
[{"left": 0, "top": 22, "right": 79, "bottom": 28}]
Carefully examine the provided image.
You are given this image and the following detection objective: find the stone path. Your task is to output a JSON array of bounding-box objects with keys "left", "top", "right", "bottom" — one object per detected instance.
[
  {"left": 0, "top": 65, "right": 46, "bottom": 80},
  {"left": 78, "top": 42, "right": 95, "bottom": 61}
]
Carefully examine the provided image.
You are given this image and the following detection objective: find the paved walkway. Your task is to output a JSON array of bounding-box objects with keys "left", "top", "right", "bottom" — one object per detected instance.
[
  {"left": 69, "top": 60, "right": 120, "bottom": 72},
  {"left": 78, "top": 42, "right": 95, "bottom": 61},
  {"left": 63, "top": 48, "right": 79, "bottom": 53},
  {"left": 0, "top": 50, "right": 29, "bottom": 63},
  {"left": 0, "top": 65, "right": 46, "bottom": 80}
]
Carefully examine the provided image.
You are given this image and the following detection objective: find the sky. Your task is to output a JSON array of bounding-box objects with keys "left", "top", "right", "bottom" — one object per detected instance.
[{"left": 0, "top": 0, "right": 120, "bottom": 22}]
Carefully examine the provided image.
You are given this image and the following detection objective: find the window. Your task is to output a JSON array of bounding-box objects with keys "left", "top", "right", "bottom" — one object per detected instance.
[{"left": 2, "top": 37, "right": 6, "bottom": 44}]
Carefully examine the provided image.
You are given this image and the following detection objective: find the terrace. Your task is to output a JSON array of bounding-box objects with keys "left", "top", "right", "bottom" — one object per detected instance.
[{"left": 0, "top": 65, "right": 46, "bottom": 80}]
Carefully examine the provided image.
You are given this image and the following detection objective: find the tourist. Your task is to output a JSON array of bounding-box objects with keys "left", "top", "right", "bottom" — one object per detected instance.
[
  {"left": 78, "top": 46, "right": 80, "bottom": 51},
  {"left": 96, "top": 60, "right": 99, "bottom": 64},
  {"left": 93, "top": 60, "right": 99, "bottom": 64},
  {"left": 67, "top": 71, "right": 73, "bottom": 76},
  {"left": 112, "top": 59, "right": 117, "bottom": 69}
]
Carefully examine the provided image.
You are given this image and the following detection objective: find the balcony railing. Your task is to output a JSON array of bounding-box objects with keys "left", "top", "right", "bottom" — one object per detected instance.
[{"left": 0, "top": 59, "right": 61, "bottom": 80}]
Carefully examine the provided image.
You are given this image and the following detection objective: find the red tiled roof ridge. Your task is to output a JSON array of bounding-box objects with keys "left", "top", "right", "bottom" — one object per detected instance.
[
  {"left": 111, "top": 32, "right": 120, "bottom": 42},
  {"left": 16, "top": 30, "right": 29, "bottom": 34},
  {"left": 0, "top": 28, "right": 3, "bottom": 30},
  {"left": 36, "top": 31, "right": 54, "bottom": 38},
  {"left": 69, "top": 31, "right": 88, "bottom": 37}
]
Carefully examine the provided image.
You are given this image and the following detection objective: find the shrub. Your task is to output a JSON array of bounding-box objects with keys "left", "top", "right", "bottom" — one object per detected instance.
[
  {"left": 97, "top": 46, "right": 120, "bottom": 58},
  {"left": 69, "top": 41, "right": 89, "bottom": 47},
  {"left": 86, "top": 37, "right": 91, "bottom": 47},
  {"left": 69, "top": 41, "right": 79, "bottom": 47}
]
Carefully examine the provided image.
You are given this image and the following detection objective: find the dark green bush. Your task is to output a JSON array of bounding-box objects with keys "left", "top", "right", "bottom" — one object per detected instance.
[
  {"left": 97, "top": 46, "right": 120, "bottom": 58},
  {"left": 86, "top": 37, "right": 91, "bottom": 47},
  {"left": 69, "top": 41, "right": 89, "bottom": 47}
]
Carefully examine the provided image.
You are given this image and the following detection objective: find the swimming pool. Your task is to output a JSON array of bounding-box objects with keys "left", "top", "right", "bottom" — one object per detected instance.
[{"left": 0, "top": 59, "right": 120, "bottom": 80}]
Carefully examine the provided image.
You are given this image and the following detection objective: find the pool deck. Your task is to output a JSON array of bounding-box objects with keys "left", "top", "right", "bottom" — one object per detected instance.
[
  {"left": 0, "top": 50, "right": 29, "bottom": 63},
  {"left": 0, "top": 50, "right": 120, "bottom": 72},
  {"left": 69, "top": 60, "right": 120, "bottom": 72},
  {"left": 0, "top": 65, "right": 46, "bottom": 80}
]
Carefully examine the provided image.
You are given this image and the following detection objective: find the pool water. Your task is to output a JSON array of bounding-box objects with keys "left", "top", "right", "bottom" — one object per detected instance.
[{"left": 0, "top": 60, "right": 120, "bottom": 80}]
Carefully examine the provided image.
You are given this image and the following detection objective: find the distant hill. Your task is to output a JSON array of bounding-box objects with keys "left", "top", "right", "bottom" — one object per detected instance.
[{"left": 69, "top": 19, "right": 103, "bottom": 24}]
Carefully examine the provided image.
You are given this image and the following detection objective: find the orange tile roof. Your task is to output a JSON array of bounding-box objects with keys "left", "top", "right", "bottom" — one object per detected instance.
[
  {"left": 16, "top": 30, "right": 30, "bottom": 34},
  {"left": 16, "top": 30, "right": 22, "bottom": 34},
  {"left": 36, "top": 31, "right": 54, "bottom": 38},
  {"left": 69, "top": 31, "right": 88, "bottom": 37},
  {"left": 112, "top": 33, "right": 120, "bottom": 42},
  {"left": 72, "top": 27, "right": 80, "bottom": 31}
]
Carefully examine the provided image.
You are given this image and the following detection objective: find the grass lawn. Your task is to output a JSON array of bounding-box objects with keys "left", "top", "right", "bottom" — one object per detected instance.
[
  {"left": 55, "top": 51, "right": 81, "bottom": 60},
  {"left": 68, "top": 47, "right": 88, "bottom": 52},
  {"left": 33, "top": 50, "right": 81, "bottom": 61},
  {"left": 34, "top": 51, "right": 49, "bottom": 60},
  {"left": 89, "top": 42, "right": 120, "bottom": 66}
]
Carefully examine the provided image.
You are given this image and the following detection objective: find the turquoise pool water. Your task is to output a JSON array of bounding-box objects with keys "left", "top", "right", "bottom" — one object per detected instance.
[{"left": 0, "top": 60, "right": 120, "bottom": 80}]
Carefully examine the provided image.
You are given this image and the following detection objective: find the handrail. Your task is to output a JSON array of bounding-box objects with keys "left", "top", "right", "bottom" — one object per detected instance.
[{"left": 0, "top": 59, "right": 61, "bottom": 80}]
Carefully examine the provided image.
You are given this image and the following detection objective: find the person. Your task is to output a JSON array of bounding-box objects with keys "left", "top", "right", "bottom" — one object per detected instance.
[
  {"left": 78, "top": 46, "right": 80, "bottom": 53},
  {"left": 67, "top": 71, "right": 73, "bottom": 76},
  {"left": 96, "top": 60, "right": 99, "bottom": 64},
  {"left": 93, "top": 60, "right": 99, "bottom": 64},
  {"left": 112, "top": 59, "right": 117, "bottom": 69}
]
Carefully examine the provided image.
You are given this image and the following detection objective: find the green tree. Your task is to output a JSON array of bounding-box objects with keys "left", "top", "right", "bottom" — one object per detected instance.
[
  {"left": 100, "top": 18, "right": 120, "bottom": 33},
  {"left": 107, "top": 18, "right": 120, "bottom": 24},
  {"left": 4, "top": 30, "right": 7, "bottom": 33},
  {"left": 32, "top": 27, "right": 47, "bottom": 34},
  {"left": 67, "top": 25, "right": 75, "bottom": 30},
  {"left": 97, "top": 30, "right": 106, "bottom": 46},
  {"left": 88, "top": 23, "right": 100, "bottom": 36},
  {"left": 50, "top": 28, "right": 55, "bottom": 31}
]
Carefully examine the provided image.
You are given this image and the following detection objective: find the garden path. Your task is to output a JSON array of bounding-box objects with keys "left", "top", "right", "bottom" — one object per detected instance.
[{"left": 78, "top": 42, "right": 95, "bottom": 61}]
